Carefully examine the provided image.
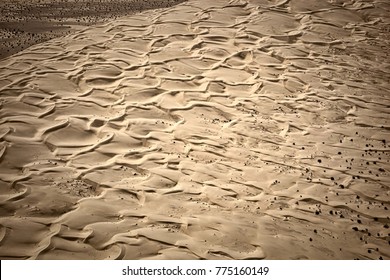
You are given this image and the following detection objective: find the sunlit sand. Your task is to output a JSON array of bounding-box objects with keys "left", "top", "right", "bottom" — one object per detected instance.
[{"left": 0, "top": 0, "right": 389, "bottom": 260}]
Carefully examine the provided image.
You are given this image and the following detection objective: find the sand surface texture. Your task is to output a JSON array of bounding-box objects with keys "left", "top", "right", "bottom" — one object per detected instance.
[
  {"left": 0, "top": 0, "right": 186, "bottom": 59},
  {"left": 0, "top": 0, "right": 389, "bottom": 259}
]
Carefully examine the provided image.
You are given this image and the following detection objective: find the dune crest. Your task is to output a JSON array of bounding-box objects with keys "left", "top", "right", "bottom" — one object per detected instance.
[{"left": 0, "top": 0, "right": 389, "bottom": 259}]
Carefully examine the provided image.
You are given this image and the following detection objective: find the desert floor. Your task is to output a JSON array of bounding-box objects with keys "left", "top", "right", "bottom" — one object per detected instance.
[{"left": 0, "top": 0, "right": 389, "bottom": 259}]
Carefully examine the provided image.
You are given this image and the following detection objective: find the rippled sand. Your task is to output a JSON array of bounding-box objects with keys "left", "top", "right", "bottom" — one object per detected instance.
[
  {"left": 0, "top": 0, "right": 187, "bottom": 59},
  {"left": 0, "top": 0, "right": 389, "bottom": 260}
]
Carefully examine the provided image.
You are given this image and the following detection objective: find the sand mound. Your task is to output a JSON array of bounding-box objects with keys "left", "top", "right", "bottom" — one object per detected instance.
[
  {"left": 0, "top": 0, "right": 187, "bottom": 60},
  {"left": 0, "top": 0, "right": 389, "bottom": 259}
]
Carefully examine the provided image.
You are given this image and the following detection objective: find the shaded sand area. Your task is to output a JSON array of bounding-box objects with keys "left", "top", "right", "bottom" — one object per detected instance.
[
  {"left": 0, "top": 0, "right": 389, "bottom": 259},
  {"left": 0, "top": 0, "right": 187, "bottom": 60}
]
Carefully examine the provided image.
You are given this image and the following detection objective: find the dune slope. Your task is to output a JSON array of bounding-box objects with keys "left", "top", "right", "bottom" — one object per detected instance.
[{"left": 0, "top": 0, "right": 389, "bottom": 259}]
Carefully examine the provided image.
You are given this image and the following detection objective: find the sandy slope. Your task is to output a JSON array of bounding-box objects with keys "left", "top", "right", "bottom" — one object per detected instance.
[
  {"left": 0, "top": 0, "right": 187, "bottom": 59},
  {"left": 0, "top": 0, "right": 389, "bottom": 259}
]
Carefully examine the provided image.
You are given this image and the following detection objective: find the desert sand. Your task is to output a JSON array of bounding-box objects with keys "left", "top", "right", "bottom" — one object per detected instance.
[
  {"left": 0, "top": 0, "right": 187, "bottom": 60},
  {"left": 0, "top": 0, "right": 389, "bottom": 260}
]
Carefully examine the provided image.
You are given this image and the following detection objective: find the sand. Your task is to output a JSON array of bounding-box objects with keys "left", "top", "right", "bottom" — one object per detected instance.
[
  {"left": 0, "top": 0, "right": 187, "bottom": 60},
  {"left": 0, "top": 0, "right": 389, "bottom": 260}
]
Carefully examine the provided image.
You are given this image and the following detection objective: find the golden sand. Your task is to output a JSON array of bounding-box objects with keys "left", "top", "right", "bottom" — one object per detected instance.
[{"left": 0, "top": 0, "right": 389, "bottom": 259}]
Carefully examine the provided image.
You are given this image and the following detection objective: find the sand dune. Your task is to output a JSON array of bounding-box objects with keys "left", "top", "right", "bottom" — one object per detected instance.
[
  {"left": 0, "top": 0, "right": 187, "bottom": 60},
  {"left": 0, "top": 0, "right": 389, "bottom": 259}
]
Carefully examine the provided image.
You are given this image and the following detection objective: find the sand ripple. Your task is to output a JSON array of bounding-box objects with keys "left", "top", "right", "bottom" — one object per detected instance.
[{"left": 0, "top": 0, "right": 389, "bottom": 259}]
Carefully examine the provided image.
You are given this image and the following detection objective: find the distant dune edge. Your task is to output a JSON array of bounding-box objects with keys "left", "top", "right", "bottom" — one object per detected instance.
[{"left": 0, "top": 0, "right": 187, "bottom": 60}]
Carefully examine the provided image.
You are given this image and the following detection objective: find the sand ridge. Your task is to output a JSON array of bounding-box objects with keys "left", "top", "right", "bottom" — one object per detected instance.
[
  {"left": 0, "top": 0, "right": 389, "bottom": 259},
  {"left": 0, "top": 0, "right": 188, "bottom": 60}
]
